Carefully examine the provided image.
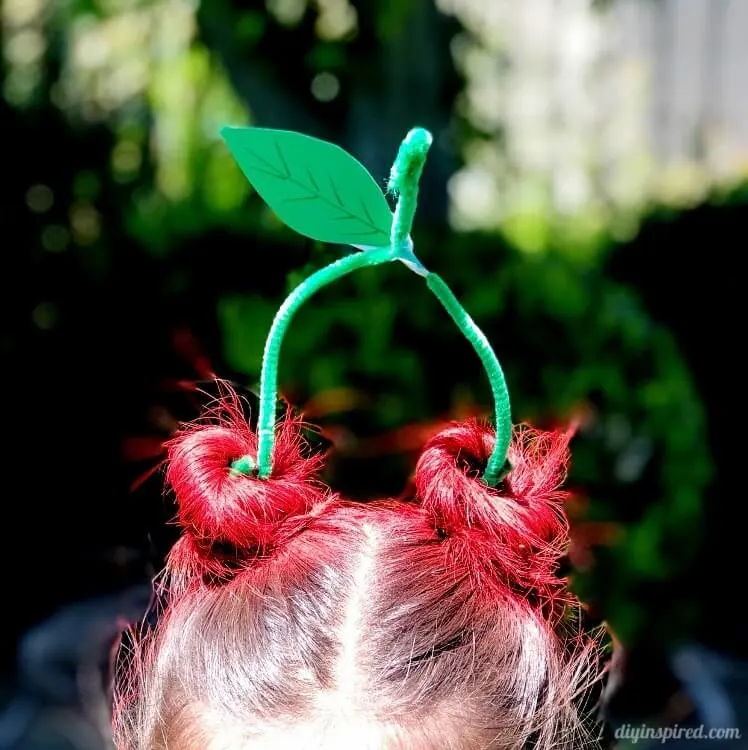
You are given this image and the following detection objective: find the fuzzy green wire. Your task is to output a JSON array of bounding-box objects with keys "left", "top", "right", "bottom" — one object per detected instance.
[
  {"left": 236, "top": 126, "right": 512, "bottom": 483},
  {"left": 425, "top": 274, "right": 512, "bottom": 484},
  {"left": 390, "top": 129, "right": 512, "bottom": 485},
  {"left": 388, "top": 128, "right": 432, "bottom": 249},
  {"left": 239, "top": 246, "right": 395, "bottom": 479}
]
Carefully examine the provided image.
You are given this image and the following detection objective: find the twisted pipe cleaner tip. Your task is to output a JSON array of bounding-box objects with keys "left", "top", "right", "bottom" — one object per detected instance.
[{"left": 388, "top": 128, "right": 434, "bottom": 196}]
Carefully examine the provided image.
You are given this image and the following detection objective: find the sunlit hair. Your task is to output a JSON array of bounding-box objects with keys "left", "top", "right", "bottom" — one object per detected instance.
[{"left": 113, "top": 385, "right": 607, "bottom": 749}]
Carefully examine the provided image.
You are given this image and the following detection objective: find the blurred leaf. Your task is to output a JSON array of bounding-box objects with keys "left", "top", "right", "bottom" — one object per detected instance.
[
  {"left": 235, "top": 11, "right": 267, "bottom": 46},
  {"left": 376, "top": 0, "right": 416, "bottom": 40},
  {"left": 306, "top": 43, "right": 347, "bottom": 71}
]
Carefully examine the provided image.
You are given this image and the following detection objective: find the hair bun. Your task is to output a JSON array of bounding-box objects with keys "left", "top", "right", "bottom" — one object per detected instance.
[
  {"left": 415, "top": 420, "right": 573, "bottom": 597},
  {"left": 165, "top": 399, "right": 328, "bottom": 560}
]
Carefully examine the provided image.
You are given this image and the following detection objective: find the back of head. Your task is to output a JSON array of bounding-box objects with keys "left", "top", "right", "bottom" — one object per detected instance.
[
  {"left": 114, "top": 124, "right": 607, "bottom": 749},
  {"left": 113, "top": 394, "right": 606, "bottom": 750}
]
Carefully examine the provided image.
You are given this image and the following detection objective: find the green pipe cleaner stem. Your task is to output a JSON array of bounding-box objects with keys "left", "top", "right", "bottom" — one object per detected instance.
[
  {"left": 391, "top": 128, "right": 512, "bottom": 484},
  {"left": 241, "top": 246, "right": 395, "bottom": 479},
  {"left": 388, "top": 128, "right": 432, "bottom": 249},
  {"left": 425, "top": 272, "right": 512, "bottom": 485}
]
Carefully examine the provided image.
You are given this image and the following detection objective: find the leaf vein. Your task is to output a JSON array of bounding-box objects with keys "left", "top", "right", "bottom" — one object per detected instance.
[
  {"left": 241, "top": 146, "right": 286, "bottom": 178},
  {"left": 360, "top": 196, "right": 375, "bottom": 225},
  {"left": 284, "top": 175, "right": 385, "bottom": 234},
  {"left": 328, "top": 176, "right": 344, "bottom": 208},
  {"left": 273, "top": 141, "right": 291, "bottom": 178},
  {"left": 305, "top": 166, "right": 319, "bottom": 192},
  {"left": 236, "top": 136, "right": 390, "bottom": 240},
  {"left": 282, "top": 193, "right": 319, "bottom": 204}
]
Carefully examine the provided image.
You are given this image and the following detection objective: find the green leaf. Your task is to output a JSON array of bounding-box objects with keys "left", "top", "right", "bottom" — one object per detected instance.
[{"left": 220, "top": 126, "right": 393, "bottom": 246}]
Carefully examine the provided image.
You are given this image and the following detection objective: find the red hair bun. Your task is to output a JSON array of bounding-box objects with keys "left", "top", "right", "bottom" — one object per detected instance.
[
  {"left": 165, "top": 395, "right": 328, "bottom": 559},
  {"left": 415, "top": 420, "right": 573, "bottom": 599}
]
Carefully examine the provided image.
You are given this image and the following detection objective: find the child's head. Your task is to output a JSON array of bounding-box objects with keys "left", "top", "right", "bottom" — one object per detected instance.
[
  {"left": 113, "top": 125, "right": 607, "bottom": 748},
  {"left": 112, "top": 393, "right": 605, "bottom": 749}
]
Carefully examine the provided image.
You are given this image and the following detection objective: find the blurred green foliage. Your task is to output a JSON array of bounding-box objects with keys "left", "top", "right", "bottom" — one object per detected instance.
[{"left": 6, "top": 0, "right": 737, "bottom": 651}]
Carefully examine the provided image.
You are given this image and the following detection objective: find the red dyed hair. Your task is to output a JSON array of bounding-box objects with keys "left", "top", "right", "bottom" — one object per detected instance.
[{"left": 113, "top": 384, "right": 606, "bottom": 749}]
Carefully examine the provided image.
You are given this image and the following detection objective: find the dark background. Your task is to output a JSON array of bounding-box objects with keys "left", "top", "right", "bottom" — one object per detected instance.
[{"left": 1, "top": 0, "right": 746, "bottom": 747}]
